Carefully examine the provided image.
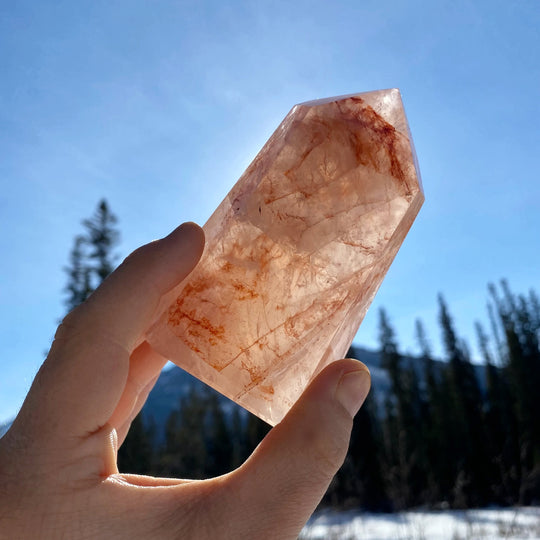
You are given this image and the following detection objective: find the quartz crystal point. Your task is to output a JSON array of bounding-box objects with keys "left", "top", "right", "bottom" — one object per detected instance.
[{"left": 147, "top": 89, "right": 424, "bottom": 425}]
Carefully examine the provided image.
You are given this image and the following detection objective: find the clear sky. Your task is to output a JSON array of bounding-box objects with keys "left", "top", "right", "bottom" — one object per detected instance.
[{"left": 1, "top": 0, "right": 539, "bottom": 424}]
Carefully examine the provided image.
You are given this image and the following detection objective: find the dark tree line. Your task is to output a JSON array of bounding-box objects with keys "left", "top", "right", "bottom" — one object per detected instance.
[
  {"left": 131, "top": 389, "right": 270, "bottom": 480},
  {"left": 63, "top": 201, "right": 540, "bottom": 510},
  {"left": 325, "top": 288, "right": 540, "bottom": 510}
]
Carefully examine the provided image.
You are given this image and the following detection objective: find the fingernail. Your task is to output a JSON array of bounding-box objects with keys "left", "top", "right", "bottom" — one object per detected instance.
[{"left": 336, "top": 368, "right": 371, "bottom": 417}]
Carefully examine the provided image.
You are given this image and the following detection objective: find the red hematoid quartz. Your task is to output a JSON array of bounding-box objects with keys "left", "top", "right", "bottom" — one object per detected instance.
[{"left": 146, "top": 89, "right": 424, "bottom": 425}]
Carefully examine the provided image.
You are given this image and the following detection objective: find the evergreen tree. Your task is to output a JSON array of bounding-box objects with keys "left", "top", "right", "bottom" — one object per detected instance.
[
  {"left": 345, "top": 390, "right": 390, "bottom": 511},
  {"left": 476, "top": 320, "right": 519, "bottom": 503},
  {"left": 157, "top": 388, "right": 209, "bottom": 478},
  {"left": 378, "top": 309, "right": 425, "bottom": 508},
  {"left": 379, "top": 308, "right": 401, "bottom": 383},
  {"left": 378, "top": 308, "right": 406, "bottom": 509},
  {"left": 326, "top": 345, "right": 390, "bottom": 510},
  {"left": 529, "top": 289, "right": 540, "bottom": 332},
  {"left": 205, "top": 394, "right": 233, "bottom": 477},
  {"left": 489, "top": 281, "right": 540, "bottom": 503},
  {"left": 158, "top": 409, "right": 181, "bottom": 475},
  {"left": 63, "top": 199, "right": 120, "bottom": 310},
  {"left": 230, "top": 406, "right": 248, "bottom": 469},
  {"left": 414, "top": 319, "right": 441, "bottom": 503},
  {"left": 487, "top": 301, "right": 505, "bottom": 366},
  {"left": 438, "top": 295, "right": 488, "bottom": 506},
  {"left": 82, "top": 199, "right": 120, "bottom": 283},
  {"left": 117, "top": 412, "right": 154, "bottom": 474},
  {"left": 63, "top": 235, "right": 93, "bottom": 312}
]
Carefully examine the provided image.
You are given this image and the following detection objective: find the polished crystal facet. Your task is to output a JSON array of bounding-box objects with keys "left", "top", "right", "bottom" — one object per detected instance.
[{"left": 147, "top": 89, "right": 424, "bottom": 425}]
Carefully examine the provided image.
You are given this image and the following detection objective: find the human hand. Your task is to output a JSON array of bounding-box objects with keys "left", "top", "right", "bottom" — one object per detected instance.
[{"left": 0, "top": 222, "right": 371, "bottom": 539}]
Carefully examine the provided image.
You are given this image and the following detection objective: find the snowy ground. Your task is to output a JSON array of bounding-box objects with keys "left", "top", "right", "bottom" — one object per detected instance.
[{"left": 299, "top": 507, "right": 540, "bottom": 539}]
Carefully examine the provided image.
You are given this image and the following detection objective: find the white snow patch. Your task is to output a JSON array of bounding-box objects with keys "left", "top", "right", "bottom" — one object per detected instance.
[{"left": 300, "top": 507, "right": 540, "bottom": 539}]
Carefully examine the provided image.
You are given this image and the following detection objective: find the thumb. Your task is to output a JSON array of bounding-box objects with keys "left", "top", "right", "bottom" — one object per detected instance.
[{"left": 231, "top": 359, "right": 371, "bottom": 539}]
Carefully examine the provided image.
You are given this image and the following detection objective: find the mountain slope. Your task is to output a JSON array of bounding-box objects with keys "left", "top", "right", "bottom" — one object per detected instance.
[{"left": 142, "top": 345, "right": 487, "bottom": 440}]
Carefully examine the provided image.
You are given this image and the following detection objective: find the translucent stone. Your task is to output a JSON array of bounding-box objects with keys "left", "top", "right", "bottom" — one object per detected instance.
[{"left": 146, "top": 89, "right": 424, "bottom": 425}]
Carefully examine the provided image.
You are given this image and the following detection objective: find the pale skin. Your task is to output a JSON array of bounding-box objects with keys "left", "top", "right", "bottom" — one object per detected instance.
[{"left": 0, "top": 222, "right": 371, "bottom": 539}]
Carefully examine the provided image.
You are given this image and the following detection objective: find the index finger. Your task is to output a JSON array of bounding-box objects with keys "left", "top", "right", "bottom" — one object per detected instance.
[{"left": 19, "top": 222, "right": 205, "bottom": 440}]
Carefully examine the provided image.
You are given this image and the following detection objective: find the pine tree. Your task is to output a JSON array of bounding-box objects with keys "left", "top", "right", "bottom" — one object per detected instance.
[
  {"left": 117, "top": 412, "right": 154, "bottom": 474},
  {"left": 63, "top": 199, "right": 120, "bottom": 311},
  {"left": 179, "top": 387, "right": 210, "bottom": 478},
  {"left": 476, "top": 320, "right": 519, "bottom": 503},
  {"left": 345, "top": 390, "right": 390, "bottom": 511},
  {"left": 487, "top": 301, "right": 505, "bottom": 366},
  {"left": 157, "top": 387, "right": 209, "bottom": 479},
  {"left": 490, "top": 281, "right": 540, "bottom": 503},
  {"left": 414, "top": 319, "right": 443, "bottom": 504},
  {"left": 82, "top": 199, "right": 120, "bottom": 283},
  {"left": 379, "top": 309, "right": 401, "bottom": 383},
  {"left": 529, "top": 289, "right": 540, "bottom": 332},
  {"left": 230, "top": 406, "right": 248, "bottom": 469},
  {"left": 438, "top": 295, "right": 488, "bottom": 507},
  {"left": 325, "top": 344, "right": 390, "bottom": 510},
  {"left": 63, "top": 235, "right": 93, "bottom": 312},
  {"left": 205, "top": 394, "right": 233, "bottom": 477},
  {"left": 378, "top": 309, "right": 425, "bottom": 508}
]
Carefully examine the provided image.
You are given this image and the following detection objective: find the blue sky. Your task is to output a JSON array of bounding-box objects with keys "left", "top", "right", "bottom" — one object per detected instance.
[{"left": 1, "top": 0, "right": 539, "bottom": 424}]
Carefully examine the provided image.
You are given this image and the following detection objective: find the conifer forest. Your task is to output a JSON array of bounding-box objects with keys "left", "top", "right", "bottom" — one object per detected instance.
[{"left": 64, "top": 200, "right": 540, "bottom": 511}]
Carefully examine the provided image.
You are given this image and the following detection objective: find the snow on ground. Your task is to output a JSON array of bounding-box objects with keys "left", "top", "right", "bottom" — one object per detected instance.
[{"left": 300, "top": 507, "right": 540, "bottom": 539}]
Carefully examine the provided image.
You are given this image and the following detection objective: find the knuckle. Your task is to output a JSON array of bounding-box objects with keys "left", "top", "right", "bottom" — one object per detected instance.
[
  {"left": 299, "top": 417, "right": 351, "bottom": 477},
  {"left": 53, "top": 305, "right": 94, "bottom": 348}
]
